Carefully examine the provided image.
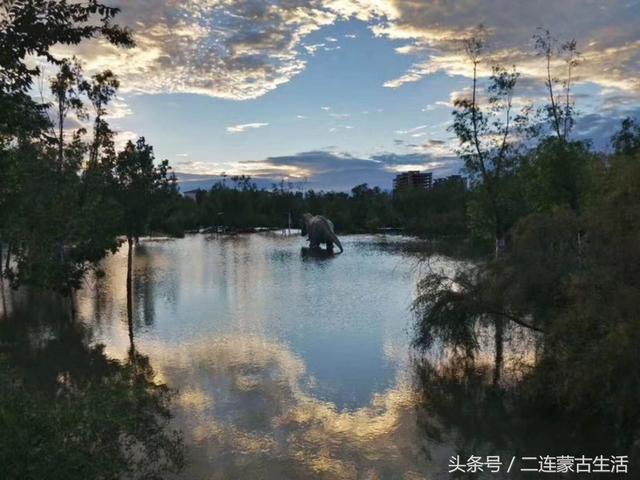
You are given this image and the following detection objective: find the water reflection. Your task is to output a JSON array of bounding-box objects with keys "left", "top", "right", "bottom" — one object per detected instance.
[
  {"left": 2, "top": 233, "right": 634, "bottom": 478},
  {"left": 0, "top": 291, "right": 183, "bottom": 479},
  {"left": 413, "top": 354, "right": 630, "bottom": 479},
  {"left": 73, "top": 233, "right": 433, "bottom": 478},
  {"left": 150, "top": 336, "right": 428, "bottom": 478}
]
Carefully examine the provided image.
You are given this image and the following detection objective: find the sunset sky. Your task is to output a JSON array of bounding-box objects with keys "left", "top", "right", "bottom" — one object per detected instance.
[{"left": 55, "top": 0, "right": 640, "bottom": 191}]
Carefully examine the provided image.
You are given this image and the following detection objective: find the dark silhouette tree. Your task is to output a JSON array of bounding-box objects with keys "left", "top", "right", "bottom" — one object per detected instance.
[
  {"left": 82, "top": 70, "right": 120, "bottom": 165},
  {"left": 114, "top": 138, "right": 175, "bottom": 307},
  {"left": 451, "top": 26, "right": 530, "bottom": 258},
  {"left": 611, "top": 117, "right": 640, "bottom": 156}
]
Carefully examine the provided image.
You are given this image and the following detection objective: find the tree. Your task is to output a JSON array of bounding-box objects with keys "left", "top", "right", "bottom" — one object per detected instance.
[
  {"left": 452, "top": 26, "right": 530, "bottom": 258},
  {"left": 0, "top": 0, "right": 133, "bottom": 293},
  {"left": 83, "top": 70, "right": 120, "bottom": 165},
  {"left": 611, "top": 117, "right": 640, "bottom": 156},
  {"left": 520, "top": 138, "right": 593, "bottom": 213},
  {"left": 49, "top": 58, "right": 87, "bottom": 171},
  {"left": 533, "top": 28, "right": 581, "bottom": 140},
  {"left": 0, "top": 0, "right": 132, "bottom": 94},
  {"left": 114, "top": 138, "right": 175, "bottom": 308}
]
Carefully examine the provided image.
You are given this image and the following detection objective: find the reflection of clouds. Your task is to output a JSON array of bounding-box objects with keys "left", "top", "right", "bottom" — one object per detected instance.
[
  {"left": 71, "top": 235, "right": 439, "bottom": 477},
  {"left": 145, "top": 335, "right": 428, "bottom": 479}
]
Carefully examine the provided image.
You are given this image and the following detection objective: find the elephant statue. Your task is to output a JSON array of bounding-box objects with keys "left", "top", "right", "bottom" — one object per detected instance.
[{"left": 301, "top": 213, "right": 343, "bottom": 253}]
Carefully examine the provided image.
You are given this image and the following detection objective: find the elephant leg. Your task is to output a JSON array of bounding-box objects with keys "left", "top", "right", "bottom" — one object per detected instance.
[
  {"left": 310, "top": 241, "right": 320, "bottom": 250},
  {"left": 326, "top": 241, "right": 334, "bottom": 252}
]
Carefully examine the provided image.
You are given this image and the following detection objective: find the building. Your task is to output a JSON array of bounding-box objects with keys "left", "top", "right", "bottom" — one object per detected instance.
[{"left": 393, "top": 171, "right": 433, "bottom": 191}]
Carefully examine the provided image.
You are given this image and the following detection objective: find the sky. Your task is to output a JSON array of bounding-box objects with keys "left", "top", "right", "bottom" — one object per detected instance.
[{"left": 51, "top": 0, "right": 640, "bottom": 191}]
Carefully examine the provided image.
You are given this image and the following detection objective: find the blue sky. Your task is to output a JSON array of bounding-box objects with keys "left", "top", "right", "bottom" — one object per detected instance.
[{"left": 57, "top": 0, "right": 640, "bottom": 191}]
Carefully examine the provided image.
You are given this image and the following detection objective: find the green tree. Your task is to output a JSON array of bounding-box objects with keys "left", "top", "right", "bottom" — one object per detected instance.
[
  {"left": 0, "top": 0, "right": 133, "bottom": 293},
  {"left": 452, "top": 27, "right": 530, "bottom": 258},
  {"left": 49, "top": 58, "right": 87, "bottom": 171},
  {"left": 611, "top": 117, "right": 640, "bottom": 156},
  {"left": 533, "top": 28, "right": 581, "bottom": 140},
  {"left": 114, "top": 138, "right": 175, "bottom": 302},
  {"left": 82, "top": 69, "right": 120, "bottom": 165}
]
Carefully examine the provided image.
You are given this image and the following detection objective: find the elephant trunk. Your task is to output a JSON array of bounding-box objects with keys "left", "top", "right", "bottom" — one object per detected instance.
[{"left": 331, "top": 231, "right": 344, "bottom": 253}]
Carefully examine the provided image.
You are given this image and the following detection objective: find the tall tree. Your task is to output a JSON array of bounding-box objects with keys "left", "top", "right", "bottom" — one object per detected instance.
[
  {"left": 49, "top": 59, "right": 86, "bottom": 171},
  {"left": 533, "top": 28, "right": 581, "bottom": 140},
  {"left": 114, "top": 138, "right": 174, "bottom": 308},
  {"left": 611, "top": 117, "right": 640, "bottom": 156},
  {"left": 452, "top": 26, "right": 530, "bottom": 258},
  {"left": 82, "top": 70, "right": 119, "bottom": 166},
  {"left": 0, "top": 1, "right": 133, "bottom": 293}
]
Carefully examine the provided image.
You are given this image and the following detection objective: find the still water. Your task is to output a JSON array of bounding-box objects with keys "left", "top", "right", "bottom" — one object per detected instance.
[
  {"left": 1, "top": 233, "right": 625, "bottom": 479},
  {"left": 69, "top": 233, "right": 447, "bottom": 479}
]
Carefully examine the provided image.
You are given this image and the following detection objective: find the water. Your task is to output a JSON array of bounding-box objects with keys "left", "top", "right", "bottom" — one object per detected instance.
[
  {"left": 2, "top": 233, "right": 621, "bottom": 479},
  {"left": 69, "top": 233, "right": 438, "bottom": 478}
]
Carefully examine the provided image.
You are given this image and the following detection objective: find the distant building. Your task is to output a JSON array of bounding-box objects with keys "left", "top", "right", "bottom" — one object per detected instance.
[
  {"left": 393, "top": 171, "right": 433, "bottom": 192},
  {"left": 183, "top": 189, "right": 202, "bottom": 201}
]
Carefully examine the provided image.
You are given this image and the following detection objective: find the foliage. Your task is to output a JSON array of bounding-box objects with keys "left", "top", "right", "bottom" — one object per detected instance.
[
  {"left": 114, "top": 138, "right": 176, "bottom": 242},
  {"left": 0, "top": 304, "right": 184, "bottom": 480},
  {"left": 0, "top": 2, "right": 177, "bottom": 294},
  {"left": 414, "top": 121, "right": 640, "bottom": 450},
  {"left": 611, "top": 117, "right": 640, "bottom": 156},
  {"left": 451, "top": 27, "right": 532, "bottom": 256},
  {"left": 173, "top": 179, "right": 468, "bottom": 236}
]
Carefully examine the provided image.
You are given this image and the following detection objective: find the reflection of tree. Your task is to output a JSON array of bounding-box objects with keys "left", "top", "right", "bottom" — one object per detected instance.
[
  {"left": 132, "top": 244, "right": 156, "bottom": 328},
  {"left": 0, "top": 300, "right": 183, "bottom": 480},
  {"left": 413, "top": 355, "right": 626, "bottom": 479}
]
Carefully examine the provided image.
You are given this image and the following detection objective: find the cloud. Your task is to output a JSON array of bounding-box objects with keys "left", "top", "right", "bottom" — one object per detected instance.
[
  {"left": 103, "top": 96, "right": 133, "bottom": 120},
  {"left": 395, "top": 125, "right": 428, "bottom": 135},
  {"left": 40, "top": 0, "right": 637, "bottom": 159},
  {"left": 173, "top": 146, "right": 463, "bottom": 191},
  {"left": 47, "top": 0, "right": 638, "bottom": 110},
  {"left": 52, "top": 0, "right": 390, "bottom": 101},
  {"left": 303, "top": 43, "right": 326, "bottom": 55},
  {"left": 422, "top": 100, "right": 451, "bottom": 112},
  {"left": 113, "top": 130, "right": 140, "bottom": 151},
  {"left": 328, "top": 125, "right": 354, "bottom": 133},
  {"left": 377, "top": 0, "right": 640, "bottom": 104},
  {"left": 226, "top": 122, "right": 269, "bottom": 134},
  {"left": 238, "top": 149, "right": 460, "bottom": 190}
]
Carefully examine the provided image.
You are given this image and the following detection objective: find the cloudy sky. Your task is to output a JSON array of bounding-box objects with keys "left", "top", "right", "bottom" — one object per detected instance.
[{"left": 55, "top": 0, "right": 640, "bottom": 190}]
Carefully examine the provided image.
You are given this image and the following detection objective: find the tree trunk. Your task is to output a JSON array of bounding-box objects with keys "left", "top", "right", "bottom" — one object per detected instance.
[
  {"left": 58, "top": 98, "right": 64, "bottom": 171},
  {"left": 495, "top": 220, "right": 506, "bottom": 260},
  {"left": 5, "top": 242, "right": 11, "bottom": 271},
  {"left": 494, "top": 222, "right": 506, "bottom": 386},
  {"left": 126, "top": 235, "right": 134, "bottom": 350},
  {"left": 493, "top": 317, "right": 504, "bottom": 386},
  {"left": 69, "top": 292, "right": 76, "bottom": 321},
  {"left": 495, "top": 235, "right": 506, "bottom": 260}
]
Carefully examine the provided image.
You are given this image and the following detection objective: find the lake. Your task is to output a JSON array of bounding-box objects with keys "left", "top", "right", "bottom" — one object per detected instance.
[
  {"left": 68, "top": 233, "right": 449, "bottom": 478},
  {"left": 2, "top": 232, "right": 617, "bottom": 479}
]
